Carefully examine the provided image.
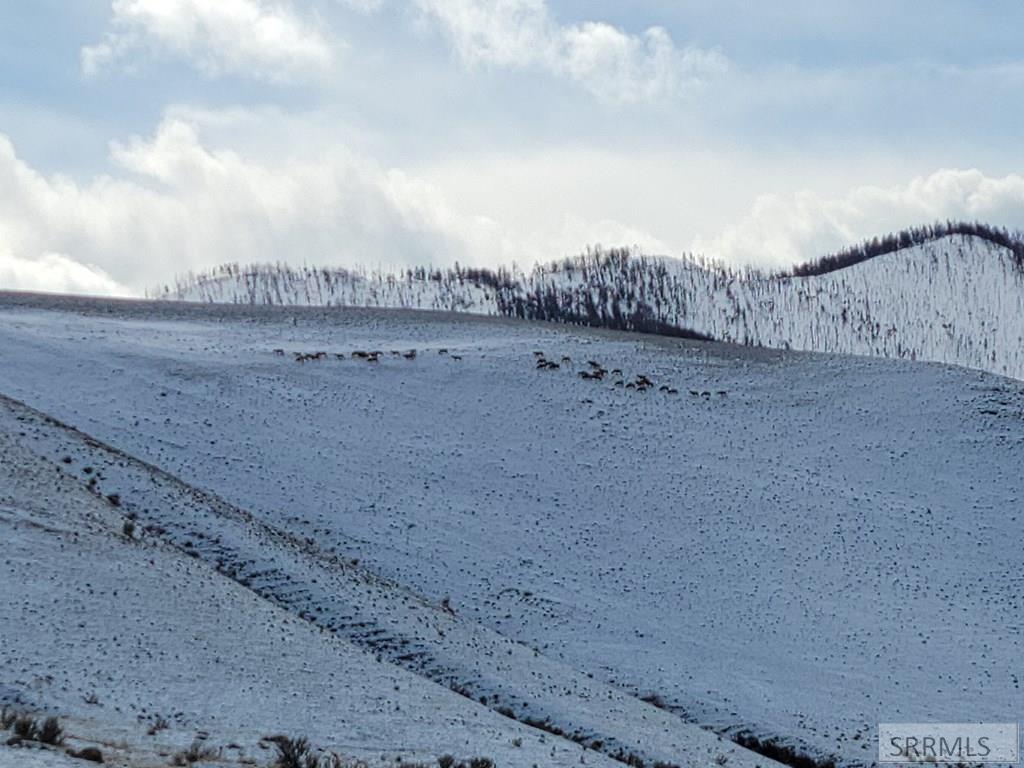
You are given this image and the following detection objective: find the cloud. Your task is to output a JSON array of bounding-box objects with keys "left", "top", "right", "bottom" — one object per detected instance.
[
  {"left": 693, "top": 169, "right": 1024, "bottom": 267},
  {"left": 407, "top": 0, "right": 728, "bottom": 103},
  {"left": 82, "top": 0, "right": 333, "bottom": 82},
  {"left": 0, "top": 114, "right": 660, "bottom": 295},
  {"left": 0, "top": 119, "right": 477, "bottom": 293},
  {"left": 0, "top": 251, "right": 128, "bottom": 296},
  {"left": 82, "top": 1, "right": 727, "bottom": 98}
]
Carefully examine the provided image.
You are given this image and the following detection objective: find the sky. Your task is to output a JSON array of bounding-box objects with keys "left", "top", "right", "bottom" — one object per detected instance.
[{"left": 1, "top": 1, "right": 1024, "bottom": 296}]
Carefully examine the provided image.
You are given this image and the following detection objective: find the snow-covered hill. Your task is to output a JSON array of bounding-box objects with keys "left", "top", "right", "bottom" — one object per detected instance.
[
  {"left": 526, "top": 234, "right": 1024, "bottom": 381},
  {"left": 154, "top": 229, "right": 1024, "bottom": 381},
  {"left": 1, "top": 296, "right": 1021, "bottom": 768},
  {"left": 0, "top": 300, "right": 786, "bottom": 767},
  {"left": 0, "top": 410, "right": 620, "bottom": 768}
]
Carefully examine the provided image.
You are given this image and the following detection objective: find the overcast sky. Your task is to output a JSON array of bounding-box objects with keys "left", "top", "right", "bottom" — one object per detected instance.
[{"left": 2, "top": 0, "right": 1024, "bottom": 295}]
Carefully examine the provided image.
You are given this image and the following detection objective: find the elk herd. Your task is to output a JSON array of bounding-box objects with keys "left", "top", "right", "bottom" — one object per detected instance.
[
  {"left": 276, "top": 347, "right": 464, "bottom": 365},
  {"left": 273, "top": 344, "right": 726, "bottom": 399},
  {"left": 533, "top": 350, "right": 728, "bottom": 399}
]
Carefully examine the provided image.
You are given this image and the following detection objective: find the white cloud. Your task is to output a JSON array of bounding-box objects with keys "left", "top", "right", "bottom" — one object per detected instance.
[
  {"left": 82, "top": 0, "right": 726, "bottom": 98},
  {"left": 0, "top": 114, "right": 660, "bottom": 295},
  {"left": 0, "top": 251, "right": 127, "bottom": 296},
  {"left": 82, "top": 0, "right": 333, "bottom": 82},
  {"left": 559, "top": 22, "right": 726, "bottom": 104},
  {"left": 531, "top": 214, "right": 671, "bottom": 260},
  {"left": 417, "top": 146, "right": 693, "bottom": 258},
  {"left": 0, "top": 119, "right": 476, "bottom": 293},
  {"left": 693, "top": 169, "right": 1024, "bottom": 267},
  {"left": 409, "top": 0, "right": 728, "bottom": 103}
]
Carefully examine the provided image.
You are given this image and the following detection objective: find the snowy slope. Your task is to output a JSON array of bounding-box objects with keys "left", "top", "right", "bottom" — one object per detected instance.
[
  {"left": 0, "top": 405, "right": 635, "bottom": 768},
  {"left": 156, "top": 262, "right": 503, "bottom": 313},
  {"left": 0, "top": 392, "right": 772, "bottom": 768},
  {"left": 530, "top": 235, "right": 1024, "bottom": 380},
  {"left": 154, "top": 234, "right": 1024, "bottom": 381},
  {"left": 0, "top": 296, "right": 1020, "bottom": 768},
  {"left": 0, "top": 302, "right": 789, "bottom": 767}
]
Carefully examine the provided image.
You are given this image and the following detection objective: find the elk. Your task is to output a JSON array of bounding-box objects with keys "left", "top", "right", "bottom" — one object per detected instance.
[
  {"left": 273, "top": 348, "right": 285, "bottom": 356},
  {"left": 438, "top": 348, "right": 449, "bottom": 355},
  {"left": 451, "top": 354, "right": 463, "bottom": 361},
  {"left": 352, "top": 351, "right": 370, "bottom": 359},
  {"left": 403, "top": 350, "right": 417, "bottom": 360}
]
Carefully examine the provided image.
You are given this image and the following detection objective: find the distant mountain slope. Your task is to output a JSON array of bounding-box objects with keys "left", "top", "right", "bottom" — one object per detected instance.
[
  {"left": 524, "top": 233, "right": 1024, "bottom": 378},
  {"left": 153, "top": 223, "right": 1024, "bottom": 380}
]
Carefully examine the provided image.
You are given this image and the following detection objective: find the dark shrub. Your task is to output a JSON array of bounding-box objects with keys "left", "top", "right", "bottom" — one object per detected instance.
[
  {"left": 733, "top": 732, "right": 836, "bottom": 768},
  {"left": 38, "top": 716, "right": 63, "bottom": 745},
  {"left": 147, "top": 714, "right": 170, "bottom": 735},
  {"left": 274, "top": 736, "right": 313, "bottom": 768},
  {"left": 171, "top": 740, "right": 219, "bottom": 765},
  {"left": 13, "top": 715, "right": 36, "bottom": 740},
  {"left": 69, "top": 746, "right": 104, "bottom": 763}
]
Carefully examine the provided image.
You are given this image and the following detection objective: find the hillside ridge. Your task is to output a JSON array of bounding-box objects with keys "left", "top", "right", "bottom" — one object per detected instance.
[
  {"left": 150, "top": 222, "right": 1024, "bottom": 380},
  {"left": 787, "top": 221, "right": 1024, "bottom": 277}
]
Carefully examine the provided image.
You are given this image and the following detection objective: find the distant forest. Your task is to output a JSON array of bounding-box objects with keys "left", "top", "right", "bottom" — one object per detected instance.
[
  {"left": 158, "top": 221, "right": 1024, "bottom": 342},
  {"left": 153, "top": 221, "right": 1024, "bottom": 381},
  {"left": 473, "top": 221, "right": 1024, "bottom": 336},
  {"left": 787, "top": 221, "right": 1024, "bottom": 277},
  {"left": 417, "top": 220, "right": 1024, "bottom": 290}
]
